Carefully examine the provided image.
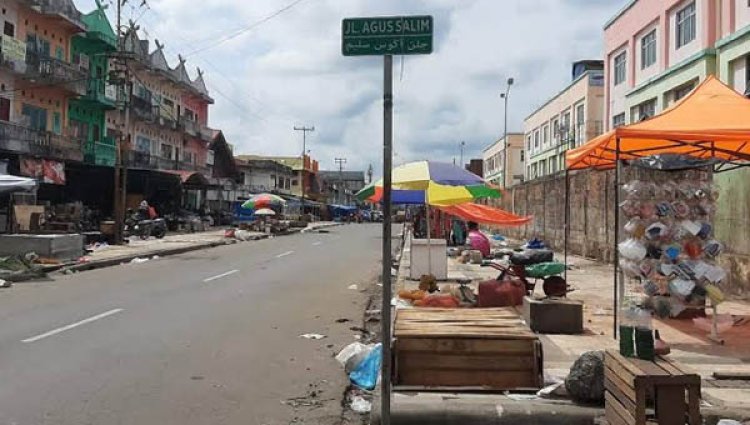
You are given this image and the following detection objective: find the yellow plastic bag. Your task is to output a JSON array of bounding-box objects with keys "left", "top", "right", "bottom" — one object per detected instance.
[{"left": 705, "top": 284, "right": 725, "bottom": 305}]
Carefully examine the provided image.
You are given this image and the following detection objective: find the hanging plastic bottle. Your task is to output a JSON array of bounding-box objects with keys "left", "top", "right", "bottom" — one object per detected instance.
[{"left": 634, "top": 308, "right": 655, "bottom": 360}]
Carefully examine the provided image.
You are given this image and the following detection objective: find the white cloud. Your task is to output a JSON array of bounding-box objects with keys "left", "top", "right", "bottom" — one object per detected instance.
[{"left": 75, "top": 0, "right": 622, "bottom": 173}]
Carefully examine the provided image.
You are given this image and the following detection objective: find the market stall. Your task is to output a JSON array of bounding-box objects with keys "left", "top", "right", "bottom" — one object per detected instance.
[{"left": 565, "top": 76, "right": 750, "bottom": 340}]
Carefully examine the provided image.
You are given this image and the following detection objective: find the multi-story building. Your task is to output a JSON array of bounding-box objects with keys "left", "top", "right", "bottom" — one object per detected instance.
[
  {"left": 605, "top": 0, "right": 750, "bottom": 128},
  {"left": 465, "top": 159, "right": 483, "bottom": 178},
  {"left": 482, "top": 133, "right": 524, "bottom": 188},
  {"left": 0, "top": 0, "right": 88, "bottom": 175},
  {"left": 235, "top": 157, "right": 295, "bottom": 195},
  {"left": 114, "top": 29, "right": 215, "bottom": 175},
  {"left": 318, "top": 170, "right": 366, "bottom": 205},
  {"left": 69, "top": 2, "right": 117, "bottom": 167},
  {"left": 524, "top": 60, "right": 605, "bottom": 180},
  {"left": 236, "top": 154, "right": 322, "bottom": 202}
]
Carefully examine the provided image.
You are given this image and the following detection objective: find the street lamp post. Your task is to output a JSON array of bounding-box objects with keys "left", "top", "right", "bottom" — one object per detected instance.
[
  {"left": 500, "top": 77, "right": 514, "bottom": 188},
  {"left": 459, "top": 140, "right": 466, "bottom": 168}
]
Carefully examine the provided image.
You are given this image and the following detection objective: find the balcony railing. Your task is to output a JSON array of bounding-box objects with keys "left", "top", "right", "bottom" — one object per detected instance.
[
  {"left": 182, "top": 118, "right": 199, "bottom": 137},
  {"left": 85, "top": 79, "right": 117, "bottom": 107},
  {"left": 83, "top": 137, "right": 116, "bottom": 167},
  {"left": 130, "top": 95, "right": 157, "bottom": 122},
  {"left": 199, "top": 125, "right": 215, "bottom": 142},
  {"left": 126, "top": 151, "right": 209, "bottom": 174},
  {"left": 25, "top": 53, "right": 87, "bottom": 96},
  {"left": 0, "top": 120, "right": 83, "bottom": 162}
]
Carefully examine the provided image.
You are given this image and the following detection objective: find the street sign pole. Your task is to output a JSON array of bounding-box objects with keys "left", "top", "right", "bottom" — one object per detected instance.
[
  {"left": 341, "top": 16, "right": 432, "bottom": 425},
  {"left": 381, "top": 53, "right": 393, "bottom": 425}
]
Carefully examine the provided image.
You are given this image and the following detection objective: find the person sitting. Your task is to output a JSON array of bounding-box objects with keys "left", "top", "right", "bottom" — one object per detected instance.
[{"left": 466, "top": 221, "right": 490, "bottom": 258}]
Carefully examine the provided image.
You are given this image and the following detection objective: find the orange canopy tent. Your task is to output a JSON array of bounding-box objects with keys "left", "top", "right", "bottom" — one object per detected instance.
[
  {"left": 437, "top": 203, "right": 532, "bottom": 227},
  {"left": 566, "top": 76, "right": 750, "bottom": 170}
]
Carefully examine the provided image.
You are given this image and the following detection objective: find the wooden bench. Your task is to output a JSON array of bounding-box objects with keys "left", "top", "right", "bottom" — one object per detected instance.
[
  {"left": 393, "top": 307, "right": 543, "bottom": 390},
  {"left": 604, "top": 349, "right": 701, "bottom": 425}
]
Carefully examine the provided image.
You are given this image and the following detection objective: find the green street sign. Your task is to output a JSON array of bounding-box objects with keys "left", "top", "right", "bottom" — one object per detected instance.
[{"left": 342, "top": 16, "right": 433, "bottom": 56}]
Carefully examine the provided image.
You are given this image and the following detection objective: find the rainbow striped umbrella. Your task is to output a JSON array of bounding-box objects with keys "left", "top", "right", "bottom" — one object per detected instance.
[
  {"left": 355, "top": 160, "right": 501, "bottom": 206},
  {"left": 241, "top": 193, "right": 286, "bottom": 210}
]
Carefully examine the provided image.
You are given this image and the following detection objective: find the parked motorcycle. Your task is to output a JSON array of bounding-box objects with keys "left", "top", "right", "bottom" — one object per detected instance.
[{"left": 124, "top": 209, "right": 167, "bottom": 240}]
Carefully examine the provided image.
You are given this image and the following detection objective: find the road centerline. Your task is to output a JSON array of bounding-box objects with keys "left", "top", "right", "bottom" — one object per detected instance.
[
  {"left": 22, "top": 308, "right": 124, "bottom": 343},
  {"left": 203, "top": 269, "right": 239, "bottom": 282},
  {"left": 275, "top": 250, "right": 294, "bottom": 258}
]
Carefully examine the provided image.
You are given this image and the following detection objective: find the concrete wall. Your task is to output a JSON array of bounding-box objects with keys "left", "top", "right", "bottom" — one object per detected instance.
[{"left": 496, "top": 167, "right": 749, "bottom": 300}]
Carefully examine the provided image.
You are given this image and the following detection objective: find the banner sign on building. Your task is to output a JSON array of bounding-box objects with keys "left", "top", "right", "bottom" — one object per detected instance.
[
  {"left": 0, "top": 35, "right": 27, "bottom": 69},
  {"left": 20, "top": 157, "right": 66, "bottom": 185}
]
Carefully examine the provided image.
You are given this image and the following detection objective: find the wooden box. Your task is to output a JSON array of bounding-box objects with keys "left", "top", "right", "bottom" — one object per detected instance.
[
  {"left": 604, "top": 350, "right": 701, "bottom": 425},
  {"left": 394, "top": 308, "right": 543, "bottom": 390}
]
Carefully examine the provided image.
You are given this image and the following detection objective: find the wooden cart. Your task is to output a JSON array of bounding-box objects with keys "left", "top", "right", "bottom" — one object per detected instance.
[{"left": 393, "top": 307, "right": 543, "bottom": 390}]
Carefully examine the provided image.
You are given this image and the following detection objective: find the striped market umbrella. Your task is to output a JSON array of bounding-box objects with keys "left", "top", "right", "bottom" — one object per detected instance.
[
  {"left": 241, "top": 193, "right": 286, "bottom": 210},
  {"left": 355, "top": 160, "right": 501, "bottom": 206}
]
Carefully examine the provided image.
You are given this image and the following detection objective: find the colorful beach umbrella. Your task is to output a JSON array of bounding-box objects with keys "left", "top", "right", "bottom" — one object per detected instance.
[
  {"left": 241, "top": 193, "right": 286, "bottom": 210},
  {"left": 355, "top": 161, "right": 501, "bottom": 205}
]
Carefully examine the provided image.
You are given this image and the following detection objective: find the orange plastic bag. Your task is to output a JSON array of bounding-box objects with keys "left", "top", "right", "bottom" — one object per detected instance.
[
  {"left": 398, "top": 289, "right": 427, "bottom": 301},
  {"left": 413, "top": 294, "right": 460, "bottom": 308}
]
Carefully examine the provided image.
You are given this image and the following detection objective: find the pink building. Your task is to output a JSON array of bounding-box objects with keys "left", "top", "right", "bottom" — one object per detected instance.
[{"left": 605, "top": 0, "right": 750, "bottom": 130}]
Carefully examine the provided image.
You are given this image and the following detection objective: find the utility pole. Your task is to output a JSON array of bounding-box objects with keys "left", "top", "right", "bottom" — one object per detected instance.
[
  {"left": 367, "top": 163, "right": 373, "bottom": 184},
  {"left": 294, "top": 125, "right": 314, "bottom": 217},
  {"left": 334, "top": 157, "right": 347, "bottom": 205},
  {"left": 112, "top": 0, "right": 133, "bottom": 245}
]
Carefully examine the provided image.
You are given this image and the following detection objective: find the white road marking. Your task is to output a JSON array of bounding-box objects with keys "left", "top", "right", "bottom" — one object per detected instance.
[
  {"left": 22, "top": 308, "right": 124, "bottom": 343},
  {"left": 276, "top": 250, "right": 294, "bottom": 258},
  {"left": 203, "top": 269, "right": 239, "bottom": 282},
  {"left": 312, "top": 241, "right": 323, "bottom": 246}
]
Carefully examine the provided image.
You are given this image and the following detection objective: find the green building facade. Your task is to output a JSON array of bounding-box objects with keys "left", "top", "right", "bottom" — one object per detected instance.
[{"left": 69, "top": 2, "right": 117, "bottom": 167}]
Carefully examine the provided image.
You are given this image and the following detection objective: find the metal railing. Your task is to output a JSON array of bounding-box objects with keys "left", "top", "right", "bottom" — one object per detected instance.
[
  {"left": 130, "top": 96, "right": 157, "bottom": 122},
  {"left": 25, "top": 53, "right": 87, "bottom": 95},
  {"left": 0, "top": 120, "right": 83, "bottom": 161}
]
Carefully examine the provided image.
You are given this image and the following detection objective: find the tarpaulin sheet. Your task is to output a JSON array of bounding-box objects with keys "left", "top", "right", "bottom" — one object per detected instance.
[
  {"left": 566, "top": 76, "right": 750, "bottom": 170},
  {"left": 437, "top": 203, "right": 532, "bottom": 227}
]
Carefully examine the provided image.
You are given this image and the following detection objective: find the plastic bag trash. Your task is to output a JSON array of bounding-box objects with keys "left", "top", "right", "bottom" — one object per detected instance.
[
  {"left": 0, "top": 279, "right": 10, "bottom": 288},
  {"left": 152, "top": 255, "right": 160, "bottom": 260},
  {"left": 524, "top": 262, "right": 566, "bottom": 278},
  {"left": 717, "top": 420, "right": 743, "bottom": 425},
  {"left": 336, "top": 342, "right": 370, "bottom": 368},
  {"left": 349, "top": 343, "right": 382, "bottom": 390},
  {"left": 347, "top": 284, "right": 358, "bottom": 290},
  {"left": 618, "top": 239, "right": 647, "bottom": 261},
  {"left": 299, "top": 333, "right": 326, "bottom": 340},
  {"left": 129, "top": 257, "right": 149, "bottom": 264},
  {"left": 350, "top": 396, "right": 372, "bottom": 413}
]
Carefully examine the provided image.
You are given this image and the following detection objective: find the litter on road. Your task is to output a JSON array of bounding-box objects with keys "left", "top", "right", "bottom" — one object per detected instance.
[{"left": 299, "top": 333, "right": 326, "bottom": 340}]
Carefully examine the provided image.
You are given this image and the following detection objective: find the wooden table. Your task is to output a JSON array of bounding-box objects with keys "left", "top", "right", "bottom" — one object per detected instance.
[
  {"left": 604, "top": 349, "right": 701, "bottom": 425},
  {"left": 393, "top": 307, "right": 543, "bottom": 390}
]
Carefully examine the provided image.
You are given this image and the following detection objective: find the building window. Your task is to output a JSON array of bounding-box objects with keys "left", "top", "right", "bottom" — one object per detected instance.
[
  {"left": 612, "top": 113, "right": 626, "bottom": 128},
  {"left": 520, "top": 149, "right": 524, "bottom": 162},
  {"left": 673, "top": 81, "right": 695, "bottom": 101},
  {"left": 542, "top": 124, "right": 549, "bottom": 146},
  {"left": 160, "top": 143, "right": 173, "bottom": 159},
  {"left": 21, "top": 104, "right": 47, "bottom": 131},
  {"left": 575, "top": 103, "right": 585, "bottom": 144},
  {"left": 292, "top": 179, "right": 298, "bottom": 186},
  {"left": 561, "top": 111, "right": 571, "bottom": 143},
  {"left": 0, "top": 97, "right": 10, "bottom": 121},
  {"left": 676, "top": 1, "right": 696, "bottom": 49},
  {"left": 3, "top": 21, "right": 14, "bottom": 37},
  {"left": 614, "top": 51, "right": 627, "bottom": 85},
  {"left": 534, "top": 130, "right": 540, "bottom": 148},
  {"left": 552, "top": 118, "right": 559, "bottom": 144},
  {"left": 641, "top": 29, "right": 656, "bottom": 69},
  {"left": 637, "top": 98, "right": 657, "bottom": 121},
  {"left": 526, "top": 135, "right": 531, "bottom": 152}
]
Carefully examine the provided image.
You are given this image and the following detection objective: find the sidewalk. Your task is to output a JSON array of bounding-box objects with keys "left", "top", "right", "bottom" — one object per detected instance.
[
  {"left": 67, "top": 221, "right": 341, "bottom": 272},
  {"left": 375, "top": 232, "right": 750, "bottom": 424}
]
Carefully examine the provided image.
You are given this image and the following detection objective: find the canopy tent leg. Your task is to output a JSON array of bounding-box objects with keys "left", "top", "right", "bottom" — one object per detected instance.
[
  {"left": 613, "top": 138, "right": 621, "bottom": 339},
  {"left": 564, "top": 168, "right": 570, "bottom": 282}
]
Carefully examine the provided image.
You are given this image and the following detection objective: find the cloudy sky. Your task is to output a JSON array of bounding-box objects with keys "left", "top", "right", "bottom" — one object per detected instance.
[{"left": 75, "top": 0, "right": 623, "bottom": 173}]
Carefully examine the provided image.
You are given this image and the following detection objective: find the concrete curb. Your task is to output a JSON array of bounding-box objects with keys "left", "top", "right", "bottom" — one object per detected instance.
[
  {"left": 369, "top": 393, "right": 604, "bottom": 425},
  {"left": 59, "top": 222, "right": 343, "bottom": 275},
  {"left": 62, "top": 239, "right": 242, "bottom": 273}
]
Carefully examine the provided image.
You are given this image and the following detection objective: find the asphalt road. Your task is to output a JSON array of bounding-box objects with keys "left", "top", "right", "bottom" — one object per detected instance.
[{"left": 0, "top": 223, "right": 383, "bottom": 425}]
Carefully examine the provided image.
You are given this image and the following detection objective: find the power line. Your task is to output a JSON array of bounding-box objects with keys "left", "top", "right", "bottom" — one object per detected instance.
[{"left": 183, "top": 0, "right": 310, "bottom": 58}]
